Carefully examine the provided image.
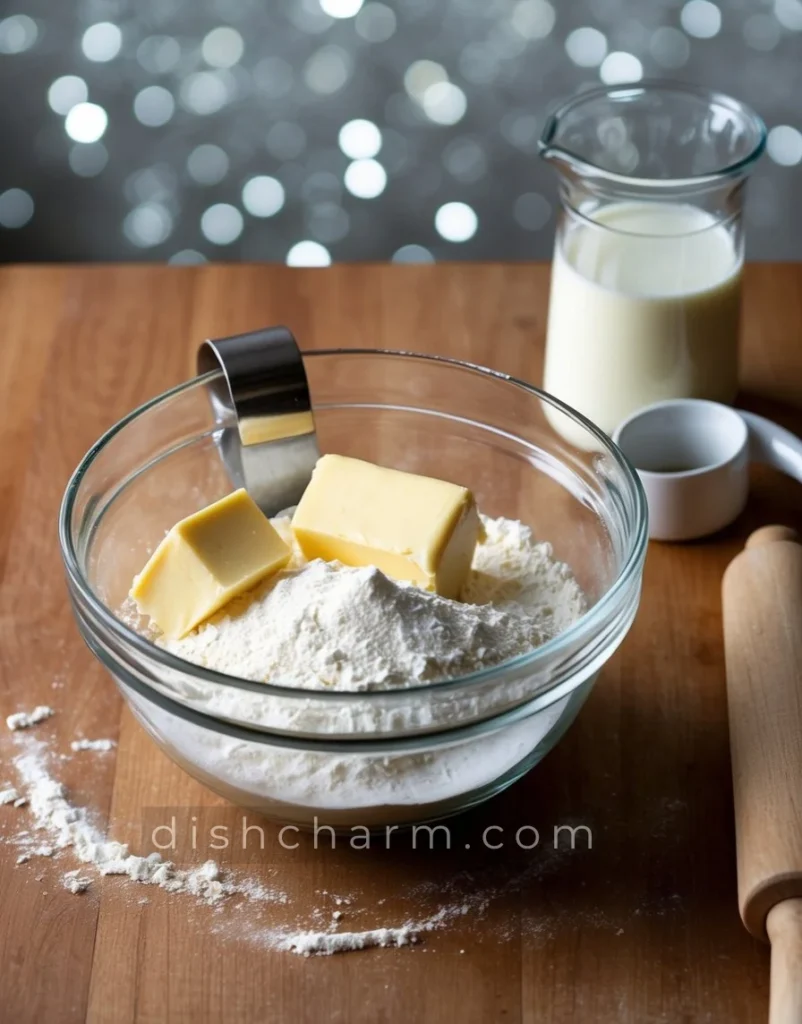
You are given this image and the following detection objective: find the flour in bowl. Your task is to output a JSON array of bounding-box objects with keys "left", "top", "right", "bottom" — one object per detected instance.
[
  {"left": 122, "top": 514, "right": 590, "bottom": 826},
  {"left": 160, "top": 515, "right": 585, "bottom": 690}
]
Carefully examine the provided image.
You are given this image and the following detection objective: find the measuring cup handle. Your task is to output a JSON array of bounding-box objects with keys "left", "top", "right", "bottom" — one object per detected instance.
[{"left": 740, "top": 411, "right": 802, "bottom": 484}]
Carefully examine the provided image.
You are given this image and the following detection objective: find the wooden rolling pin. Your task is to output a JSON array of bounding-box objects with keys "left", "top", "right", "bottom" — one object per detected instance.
[{"left": 723, "top": 525, "right": 802, "bottom": 1024}]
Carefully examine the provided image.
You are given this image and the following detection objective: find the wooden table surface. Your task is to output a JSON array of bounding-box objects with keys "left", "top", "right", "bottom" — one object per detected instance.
[{"left": 1, "top": 263, "right": 801, "bottom": 1024}]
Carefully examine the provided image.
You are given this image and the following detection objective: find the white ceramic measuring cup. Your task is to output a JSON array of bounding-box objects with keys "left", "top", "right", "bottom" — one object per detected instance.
[{"left": 613, "top": 399, "right": 802, "bottom": 542}]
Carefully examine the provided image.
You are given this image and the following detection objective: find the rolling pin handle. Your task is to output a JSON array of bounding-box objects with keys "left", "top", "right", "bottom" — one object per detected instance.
[
  {"left": 745, "top": 526, "right": 800, "bottom": 550},
  {"left": 766, "top": 898, "right": 802, "bottom": 1024}
]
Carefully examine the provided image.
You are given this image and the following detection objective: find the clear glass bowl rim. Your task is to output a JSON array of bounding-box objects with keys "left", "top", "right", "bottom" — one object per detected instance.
[
  {"left": 540, "top": 79, "right": 767, "bottom": 190},
  {"left": 58, "top": 348, "right": 649, "bottom": 704}
]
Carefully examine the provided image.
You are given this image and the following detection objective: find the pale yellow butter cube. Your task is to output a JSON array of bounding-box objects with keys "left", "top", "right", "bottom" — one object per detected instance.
[
  {"left": 130, "top": 489, "right": 291, "bottom": 639},
  {"left": 291, "top": 454, "right": 481, "bottom": 599}
]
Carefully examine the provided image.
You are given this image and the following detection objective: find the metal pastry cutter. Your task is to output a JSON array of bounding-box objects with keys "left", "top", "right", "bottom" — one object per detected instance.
[{"left": 197, "top": 325, "right": 320, "bottom": 516}]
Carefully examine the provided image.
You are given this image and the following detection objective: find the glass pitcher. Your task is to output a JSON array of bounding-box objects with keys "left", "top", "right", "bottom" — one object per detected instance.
[{"left": 539, "top": 82, "right": 766, "bottom": 445}]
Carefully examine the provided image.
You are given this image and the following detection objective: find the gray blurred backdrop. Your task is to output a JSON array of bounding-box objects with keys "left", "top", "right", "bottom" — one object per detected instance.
[{"left": 0, "top": 0, "right": 800, "bottom": 264}]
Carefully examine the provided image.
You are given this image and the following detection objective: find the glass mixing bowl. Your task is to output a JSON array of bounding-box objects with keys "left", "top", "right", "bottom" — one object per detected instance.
[{"left": 59, "top": 350, "right": 647, "bottom": 829}]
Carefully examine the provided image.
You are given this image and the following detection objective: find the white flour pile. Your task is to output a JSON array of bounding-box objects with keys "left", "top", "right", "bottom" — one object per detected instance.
[
  {"left": 160, "top": 515, "right": 584, "bottom": 690},
  {"left": 125, "top": 514, "right": 588, "bottom": 825}
]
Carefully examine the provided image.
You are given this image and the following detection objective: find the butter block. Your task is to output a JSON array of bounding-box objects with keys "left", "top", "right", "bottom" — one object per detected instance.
[
  {"left": 130, "top": 489, "right": 291, "bottom": 639},
  {"left": 291, "top": 454, "right": 481, "bottom": 599}
]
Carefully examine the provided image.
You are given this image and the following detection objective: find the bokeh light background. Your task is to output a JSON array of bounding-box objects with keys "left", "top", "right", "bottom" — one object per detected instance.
[{"left": 1, "top": 0, "right": 801, "bottom": 264}]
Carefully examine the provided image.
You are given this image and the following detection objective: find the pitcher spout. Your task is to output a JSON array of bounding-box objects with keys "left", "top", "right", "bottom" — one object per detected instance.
[
  {"left": 539, "top": 81, "right": 766, "bottom": 201},
  {"left": 539, "top": 140, "right": 597, "bottom": 192}
]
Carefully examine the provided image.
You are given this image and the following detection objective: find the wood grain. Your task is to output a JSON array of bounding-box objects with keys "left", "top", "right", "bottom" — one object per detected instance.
[{"left": 1, "top": 263, "right": 801, "bottom": 1024}]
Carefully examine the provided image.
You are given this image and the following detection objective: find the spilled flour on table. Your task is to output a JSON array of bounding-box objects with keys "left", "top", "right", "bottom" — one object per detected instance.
[
  {"left": 0, "top": 732, "right": 490, "bottom": 954},
  {"left": 276, "top": 904, "right": 473, "bottom": 956},
  {"left": 70, "top": 738, "right": 116, "bottom": 752},
  {"left": 6, "top": 738, "right": 286, "bottom": 907},
  {"left": 0, "top": 723, "right": 649, "bottom": 957},
  {"left": 6, "top": 705, "right": 55, "bottom": 731}
]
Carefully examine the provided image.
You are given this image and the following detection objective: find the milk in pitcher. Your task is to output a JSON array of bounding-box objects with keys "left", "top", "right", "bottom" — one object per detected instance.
[{"left": 544, "top": 201, "right": 742, "bottom": 441}]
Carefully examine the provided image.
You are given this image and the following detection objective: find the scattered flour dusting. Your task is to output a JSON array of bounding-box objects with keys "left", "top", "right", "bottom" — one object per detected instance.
[
  {"left": 70, "top": 739, "right": 116, "bottom": 752},
  {"left": 275, "top": 903, "right": 471, "bottom": 957},
  {"left": 63, "top": 871, "right": 92, "bottom": 894},
  {"left": 4, "top": 735, "right": 488, "bottom": 957},
  {"left": 160, "top": 515, "right": 585, "bottom": 691},
  {"left": 282, "top": 926, "right": 415, "bottom": 956},
  {"left": 6, "top": 706, "right": 55, "bottom": 731},
  {"left": 9, "top": 739, "right": 285, "bottom": 907}
]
